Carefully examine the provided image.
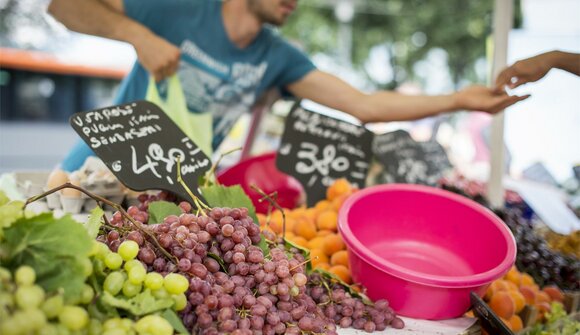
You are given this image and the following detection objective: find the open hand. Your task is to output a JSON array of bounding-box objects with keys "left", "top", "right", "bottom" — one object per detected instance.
[
  {"left": 133, "top": 33, "right": 181, "bottom": 82},
  {"left": 455, "top": 85, "right": 530, "bottom": 114},
  {"left": 494, "top": 52, "right": 556, "bottom": 92}
]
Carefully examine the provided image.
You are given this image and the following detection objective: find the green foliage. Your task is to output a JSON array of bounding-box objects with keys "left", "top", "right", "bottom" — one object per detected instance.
[
  {"left": 148, "top": 201, "right": 183, "bottom": 224},
  {"left": 86, "top": 206, "right": 104, "bottom": 239},
  {"left": 200, "top": 184, "right": 258, "bottom": 224},
  {"left": 282, "top": 0, "right": 523, "bottom": 87},
  {"left": 1, "top": 213, "right": 92, "bottom": 301},
  {"left": 100, "top": 290, "right": 174, "bottom": 316}
]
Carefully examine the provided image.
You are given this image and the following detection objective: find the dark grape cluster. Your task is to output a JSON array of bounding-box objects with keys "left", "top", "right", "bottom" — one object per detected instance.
[
  {"left": 498, "top": 208, "right": 580, "bottom": 291},
  {"left": 100, "top": 197, "right": 404, "bottom": 334}
]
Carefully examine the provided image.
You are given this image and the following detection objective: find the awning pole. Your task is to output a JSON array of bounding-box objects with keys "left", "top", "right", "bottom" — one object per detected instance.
[{"left": 488, "top": 0, "right": 514, "bottom": 208}]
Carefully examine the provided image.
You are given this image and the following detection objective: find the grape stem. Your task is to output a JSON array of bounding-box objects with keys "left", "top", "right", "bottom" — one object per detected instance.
[
  {"left": 175, "top": 156, "right": 211, "bottom": 216},
  {"left": 24, "top": 182, "right": 177, "bottom": 264},
  {"left": 202, "top": 146, "right": 242, "bottom": 188},
  {"left": 250, "top": 184, "right": 287, "bottom": 240}
]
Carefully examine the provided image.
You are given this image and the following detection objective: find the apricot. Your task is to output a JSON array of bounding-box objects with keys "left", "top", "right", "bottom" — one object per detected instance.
[
  {"left": 310, "top": 249, "right": 329, "bottom": 268},
  {"left": 504, "top": 266, "right": 521, "bottom": 286},
  {"left": 294, "top": 219, "right": 317, "bottom": 241},
  {"left": 542, "top": 285, "right": 564, "bottom": 302},
  {"left": 330, "top": 250, "right": 350, "bottom": 267},
  {"left": 508, "top": 315, "right": 523, "bottom": 332},
  {"left": 316, "top": 210, "right": 338, "bottom": 231},
  {"left": 519, "top": 285, "right": 537, "bottom": 305},
  {"left": 307, "top": 236, "right": 325, "bottom": 250},
  {"left": 488, "top": 291, "right": 515, "bottom": 319},
  {"left": 535, "top": 291, "right": 551, "bottom": 305},
  {"left": 507, "top": 290, "right": 526, "bottom": 313},
  {"left": 326, "top": 178, "right": 353, "bottom": 201},
  {"left": 329, "top": 265, "right": 351, "bottom": 284},
  {"left": 322, "top": 234, "right": 346, "bottom": 256},
  {"left": 520, "top": 273, "right": 535, "bottom": 287}
]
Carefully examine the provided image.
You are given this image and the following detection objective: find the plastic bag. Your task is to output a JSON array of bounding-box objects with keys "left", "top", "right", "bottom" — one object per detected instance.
[{"left": 145, "top": 75, "right": 213, "bottom": 156}]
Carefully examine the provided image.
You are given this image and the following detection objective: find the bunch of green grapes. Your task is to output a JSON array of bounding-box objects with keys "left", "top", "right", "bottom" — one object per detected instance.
[
  {"left": 0, "top": 240, "right": 188, "bottom": 335},
  {"left": 93, "top": 239, "right": 188, "bottom": 310},
  {"left": 0, "top": 265, "right": 91, "bottom": 335}
]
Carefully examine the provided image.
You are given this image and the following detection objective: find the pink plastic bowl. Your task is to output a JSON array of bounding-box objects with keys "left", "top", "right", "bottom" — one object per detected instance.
[
  {"left": 338, "top": 184, "right": 516, "bottom": 320},
  {"left": 217, "top": 152, "right": 303, "bottom": 214}
]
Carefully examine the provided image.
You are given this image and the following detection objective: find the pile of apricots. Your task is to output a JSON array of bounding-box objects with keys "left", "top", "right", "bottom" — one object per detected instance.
[{"left": 258, "top": 179, "right": 357, "bottom": 284}]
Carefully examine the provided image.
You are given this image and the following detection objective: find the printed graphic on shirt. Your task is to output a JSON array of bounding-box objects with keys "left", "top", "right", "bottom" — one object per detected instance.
[{"left": 178, "top": 40, "right": 268, "bottom": 148}]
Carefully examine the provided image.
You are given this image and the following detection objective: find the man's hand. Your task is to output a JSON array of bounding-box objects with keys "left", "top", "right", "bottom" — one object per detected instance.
[
  {"left": 454, "top": 85, "right": 530, "bottom": 114},
  {"left": 495, "top": 52, "right": 557, "bottom": 92},
  {"left": 133, "top": 33, "right": 181, "bottom": 82}
]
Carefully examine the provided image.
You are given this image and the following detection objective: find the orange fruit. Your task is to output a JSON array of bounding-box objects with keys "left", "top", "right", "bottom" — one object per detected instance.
[
  {"left": 307, "top": 236, "right": 325, "bottom": 250},
  {"left": 508, "top": 315, "right": 523, "bottom": 332},
  {"left": 543, "top": 285, "right": 564, "bottom": 302},
  {"left": 489, "top": 291, "right": 515, "bottom": 319},
  {"left": 507, "top": 290, "right": 525, "bottom": 313},
  {"left": 329, "top": 265, "right": 351, "bottom": 284},
  {"left": 331, "top": 194, "right": 349, "bottom": 212},
  {"left": 314, "top": 200, "right": 331, "bottom": 212},
  {"left": 317, "top": 230, "right": 333, "bottom": 237},
  {"left": 330, "top": 250, "right": 349, "bottom": 267},
  {"left": 310, "top": 249, "right": 329, "bottom": 268},
  {"left": 520, "top": 273, "right": 535, "bottom": 287},
  {"left": 322, "top": 234, "right": 346, "bottom": 256},
  {"left": 294, "top": 218, "right": 317, "bottom": 241},
  {"left": 504, "top": 266, "right": 521, "bottom": 286},
  {"left": 326, "top": 178, "right": 353, "bottom": 201},
  {"left": 316, "top": 210, "right": 338, "bottom": 231},
  {"left": 287, "top": 236, "right": 308, "bottom": 248}
]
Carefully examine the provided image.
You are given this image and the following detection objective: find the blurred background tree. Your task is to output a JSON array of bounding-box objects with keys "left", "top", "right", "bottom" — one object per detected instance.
[{"left": 282, "top": 0, "right": 522, "bottom": 90}]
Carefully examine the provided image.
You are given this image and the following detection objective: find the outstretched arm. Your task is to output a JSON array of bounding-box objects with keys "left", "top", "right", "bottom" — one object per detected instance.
[
  {"left": 48, "top": 0, "right": 180, "bottom": 81},
  {"left": 287, "top": 70, "right": 529, "bottom": 123},
  {"left": 495, "top": 51, "right": 580, "bottom": 91}
]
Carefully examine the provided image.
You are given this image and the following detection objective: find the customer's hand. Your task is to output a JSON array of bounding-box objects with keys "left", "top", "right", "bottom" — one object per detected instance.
[
  {"left": 495, "top": 52, "right": 557, "bottom": 92},
  {"left": 133, "top": 33, "right": 181, "bottom": 82},
  {"left": 454, "top": 85, "right": 530, "bottom": 114}
]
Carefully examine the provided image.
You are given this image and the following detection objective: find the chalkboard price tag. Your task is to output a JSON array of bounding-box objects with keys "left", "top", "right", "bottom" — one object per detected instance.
[
  {"left": 373, "top": 130, "right": 451, "bottom": 186},
  {"left": 470, "top": 292, "right": 514, "bottom": 335},
  {"left": 70, "top": 101, "right": 211, "bottom": 202},
  {"left": 276, "top": 106, "right": 373, "bottom": 206}
]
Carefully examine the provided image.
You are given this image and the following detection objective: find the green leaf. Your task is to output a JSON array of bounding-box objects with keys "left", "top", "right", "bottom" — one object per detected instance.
[
  {"left": 100, "top": 289, "right": 174, "bottom": 316},
  {"left": 86, "top": 206, "right": 104, "bottom": 239},
  {"left": 0, "top": 200, "right": 24, "bottom": 236},
  {"left": 283, "top": 237, "right": 311, "bottom": 272},
  {"left": 0, "top": 191, "right": 9, "bottom": 206},
  {"left": 161, "top": 309, "right": 189, "bottom": 335},
  {"left": 313, "top": 268, "right": 372, "bottom": 305},
  {"left": 200, "top": 184, "right": 258, "bottom": 224},
  {"left": 3, "top": 213, "right": 92, "bottom": 300},
  {"left": 207, "top": 253, "right": 228, "bottom": 274},
  {"left": 148, "top": 201, "right": 182, "bottom": 224}
]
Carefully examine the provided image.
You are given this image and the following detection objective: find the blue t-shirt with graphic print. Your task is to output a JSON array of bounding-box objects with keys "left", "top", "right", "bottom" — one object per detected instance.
[{"left": 60, "top": 0, "right": 315, "bottom": 172}]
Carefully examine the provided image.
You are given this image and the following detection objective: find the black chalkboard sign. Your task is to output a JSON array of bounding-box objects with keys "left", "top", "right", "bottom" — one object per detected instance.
[
  {"left": 373, "top": 130, "right": 451, "bottom": 186},
  {"left": 276, "top": 105, "right": 373, "bottom": 206},
  {"left": 70, "top": 101, "right": 211, "bottom": 202},
  {"left": 470, "top": 292, "right": 514, "bottom": 335}
]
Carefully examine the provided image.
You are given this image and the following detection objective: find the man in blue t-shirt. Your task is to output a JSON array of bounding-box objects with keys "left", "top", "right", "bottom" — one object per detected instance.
[{"left": 48, "top": 0, "right": 529, "bottom": 171}]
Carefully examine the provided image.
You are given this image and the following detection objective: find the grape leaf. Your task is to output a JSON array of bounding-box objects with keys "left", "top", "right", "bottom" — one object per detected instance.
[
  {"left": 0, "top": 191, "right": 9, "bottom": 206},
  {"left": 313, "top": 268, "right": 372, "bottom": 305},
  {"left": 86, "top": 206, "right": 104, "bottom": 239},
  {"left": 101, "top": 290, "right": 174, "bottom": 316},
  {"left": 207, "top": 252, "right": 228, "bottom": 274},
  {"left": 2, "top": 213, "right": 92, "bottom": 300},
  {"left": 200, "top": 184, "right": 258, "bottom": 224},
  {"left": 161, "top": 309, "right": 189, "bottom": 335},
  {"left": 0, "top": 200, "right": 24, "bottom": 239},
  {"left": 148, "top": 201, "right": 182, "bottom": 224},
  {"left": 283, "top": 237, "right": 311, "bottom": 272}
]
